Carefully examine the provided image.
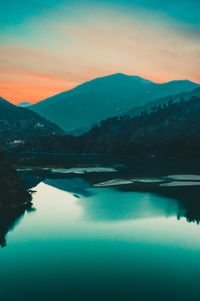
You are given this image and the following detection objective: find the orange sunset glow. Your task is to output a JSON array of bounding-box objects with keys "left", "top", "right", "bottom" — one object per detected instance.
[{"left": 1, "top": 3, "right": 200, "bottom": 104}]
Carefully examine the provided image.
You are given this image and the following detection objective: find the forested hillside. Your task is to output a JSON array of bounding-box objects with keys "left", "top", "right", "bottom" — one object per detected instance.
[
  {"left": 0, "top": 97, "right": 64, "bottom": 148},
  {"left": 30, "top": 73, "right": 199, "bottom": 134},
  {"left": 17, "top": 96, "right": 200, "bottom": 160},
  {"left": 80, "top": 96, "right": 200, "bottom": 158}
]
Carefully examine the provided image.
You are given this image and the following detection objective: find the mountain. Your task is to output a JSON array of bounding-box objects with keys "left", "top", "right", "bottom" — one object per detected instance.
[
  {"left": 126, "top": 87, "right": 200, "bottom": 117},
  {"left": 17, "top": 102, "right": 32, "bottom": 107},
  {"left": 22, "top": 96, "right": 200, "bottom": 160},
  {"left": 79, "top": 96, "right": 200, "bottom": 158},
  {"left": 30, "top": 73, "right": 199, "bottom": 134},
  {"left": 0, "top": 97, "right": 64, "bottom": 148}
]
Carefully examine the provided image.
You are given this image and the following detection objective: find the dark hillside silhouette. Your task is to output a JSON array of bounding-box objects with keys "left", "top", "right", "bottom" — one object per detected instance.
[
  {"left": 16, "top": 96, "right": 200, "bottom": 160},
  {"left": 0, "top": 97, "right": 64, "bottom": 148},
  {"left": 30, "top": 74, "right": 199, "bottom": 134}
]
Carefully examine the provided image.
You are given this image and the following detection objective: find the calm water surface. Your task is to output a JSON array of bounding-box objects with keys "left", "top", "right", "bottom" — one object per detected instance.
[{"left": 0, "top": 173, "right": 200, "bottom": 301}]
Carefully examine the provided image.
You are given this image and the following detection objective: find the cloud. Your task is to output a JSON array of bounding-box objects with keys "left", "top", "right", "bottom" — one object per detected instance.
[
  {"left": 0, "top": 3, "right": 199, "bottom": 103},
  {"left": 54, "top": 6, "right": 200, "bottom": 81}
]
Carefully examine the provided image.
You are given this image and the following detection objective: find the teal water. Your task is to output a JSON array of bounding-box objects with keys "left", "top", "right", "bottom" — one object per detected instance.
[{"left": 0, "top": 176, "right": 200, "bottom": 301}]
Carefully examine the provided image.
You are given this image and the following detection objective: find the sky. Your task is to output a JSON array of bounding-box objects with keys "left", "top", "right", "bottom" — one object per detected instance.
[{"left": 0, "top": 0, "right": 200, "bottom": 104}]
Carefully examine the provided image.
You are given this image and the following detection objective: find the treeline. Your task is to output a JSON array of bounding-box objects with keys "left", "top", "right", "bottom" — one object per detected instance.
[{"left": 14, "top": 96, "right": 200, "bottom": 160}]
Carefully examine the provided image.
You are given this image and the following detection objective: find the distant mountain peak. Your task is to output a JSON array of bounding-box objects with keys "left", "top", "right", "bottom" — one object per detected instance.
[
  {"left": 30, "top": 73, "right": 200, "bottom": 134},
  {"left": 164, "top": 78, "right": 199, "bottom": 85},
  {"left": 108, "top": 73, "right": 131, "bottom": 78},
  {"left": 108, "top": 72, "right": 126, "bottom": 77},
  {"left": 95, "top": 73, "right": 153, "bottom": 81},
  {"left": 17, "top": 102, "right": 32, "bottom": 107}
]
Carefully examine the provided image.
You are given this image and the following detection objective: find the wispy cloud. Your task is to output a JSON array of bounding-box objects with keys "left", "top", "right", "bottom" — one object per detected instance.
[{"left": 0, "top": 2, "right": 199, "bottom": 103}]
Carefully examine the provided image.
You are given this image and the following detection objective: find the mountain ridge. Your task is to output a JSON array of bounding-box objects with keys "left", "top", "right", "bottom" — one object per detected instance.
[
  {"left": 21, "top": 95, "right": 200, "bottom": 160},
  {"left": 0, "top": 97, "right": 64, "bottom": 148},
  {"left": 29, "top": 73, "right": 199, "bottom": 134},
  {"left": 126, "top": 87, "right": 200, "bottom": 117}
]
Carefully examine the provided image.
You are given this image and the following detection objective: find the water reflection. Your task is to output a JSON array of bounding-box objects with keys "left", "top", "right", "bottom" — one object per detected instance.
[
  {"left": 1, "top": 171, "right": 200, "bottom": 301},
  {"left": 0, "top": 206, "right": 35, "bottom": 248},
  {"left": 21, "top": 172, "right": 43, "bottom": 190},
  {"left": 44, "top": 178, "right": 92, "bottom": 197},
  {"left": 157, "top": 188, "right": 200, "bottom": 224},
  {"left": 19, "top": 171, "right": 200, "bottom": 224},
  {"left": 44, "top": 178, "right": 200, "bottom": 224},
  {"left": 1, "top": 171, "right": 200, "bottom": 248}
]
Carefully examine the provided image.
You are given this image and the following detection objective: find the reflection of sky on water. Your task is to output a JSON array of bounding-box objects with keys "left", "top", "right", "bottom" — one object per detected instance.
[
  {"left": 1, "top": 173, "right": 200, "bottom": 248},
  {"left": 3, "top": 181, "right": 199, "bottom": 252},
  {"left": 1, "top": 180, "right": 200, "bottom": 301}
]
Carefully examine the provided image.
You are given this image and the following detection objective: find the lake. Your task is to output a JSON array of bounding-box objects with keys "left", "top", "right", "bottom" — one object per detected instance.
[{"left": 0, "top": 169, "right": 200, "bottom": 301}]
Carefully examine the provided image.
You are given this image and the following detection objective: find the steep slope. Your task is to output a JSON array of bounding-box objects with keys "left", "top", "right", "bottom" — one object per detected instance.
[
  {"left": 0, "top": 97, "right": 64, "bottom": 148},
  {"left": 30, "top": 73, "right": 199, "bottom": 134},
  {"left": 127, "top": 87, "right": 200, "bottom": 117}
]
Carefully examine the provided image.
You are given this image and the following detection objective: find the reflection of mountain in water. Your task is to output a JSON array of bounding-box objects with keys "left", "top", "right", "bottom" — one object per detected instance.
[
  {"left": 44, "top": 178, "right": 92, "bottom": 197},
  {"left": 41, "top": 176, "right": 200, "bottom": 224},
  {"left": 17, "top": 172, "right": 200, "bottom": 225},
  {"left": 0, "top": 207, "right": 35, "bottom": 248},
  {"left": 157, "top": 187, "right": 200, "bottom": 224},
  {"left": 80, "top": 188, "right": 178, "bottom": 221},
  {"left": 19, "top": 172, "right": 43, "bottom": 190},
  {"left": 46, "top": 177, "right": 200, "bottom": 224},
  {"left": 121, "top": 185, "right": 200, "bottom": 224},
  {"left": 19, "top": 171, "right": 94, "bottom": 195}
]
